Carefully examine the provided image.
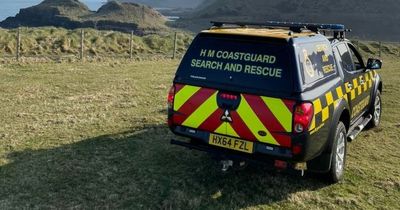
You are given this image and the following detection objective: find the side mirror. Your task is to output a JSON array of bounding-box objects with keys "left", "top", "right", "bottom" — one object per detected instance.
[{"left": 366, "top": 58, "right": 382, "bottom": 70}]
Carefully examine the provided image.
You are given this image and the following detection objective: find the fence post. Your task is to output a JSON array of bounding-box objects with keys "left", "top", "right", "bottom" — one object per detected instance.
[
  {"left": 172, "top": 32, "right": 177, "bottom": 59},
  {"left": 130, "top": 30, "right": 133, "bottom": 59},
  {"left": 80, "top": 29, "right": 84, "bottom": 61},
  {"left": 398, "top": 44, "right": 400, "bottom": 57},
  {"left": 142, "top": 6, "right": 145, "bottom": 21},
  {"left": 16, "top": 27, "right": 21, "bottom": 61},
  {"left": 378, "top": 41, "right": 382, "bottom": 58}
]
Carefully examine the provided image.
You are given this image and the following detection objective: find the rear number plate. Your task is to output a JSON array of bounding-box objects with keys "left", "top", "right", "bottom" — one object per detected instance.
[{"left": 209, "top": 134, "right": 254, "bottom": 154}]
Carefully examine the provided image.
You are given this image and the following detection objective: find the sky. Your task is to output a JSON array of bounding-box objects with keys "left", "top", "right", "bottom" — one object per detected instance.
[{"left": 0, "top": 0, "right": 104, "bottom": 21}]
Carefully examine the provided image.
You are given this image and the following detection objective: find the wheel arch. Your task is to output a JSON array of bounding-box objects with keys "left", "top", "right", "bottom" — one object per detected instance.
[
  {"left": 326, "top": 99, "right": 350, "bottom": 152},
  {"left": 322, "top": 102, "right": 350, "bottom": 171},
  {"left": 368, "top": 73, "right": 383, "bottom": 114},
  {"left": 339, "top": 108, "right": 350, "bottom": 132},
  {"left": 378, "top": 81, "right": 383, "bottom": 94},
  {"left": 307, "top": 99, "right": 350, "bottom": 173}
]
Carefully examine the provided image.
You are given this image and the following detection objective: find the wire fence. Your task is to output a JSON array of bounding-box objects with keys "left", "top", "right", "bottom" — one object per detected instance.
[
  {"left": 0, "top": 27, "right": 192, "bottom": 63},
  {"left": 0, "top": 27, "right": 399, "bottom": 63}
]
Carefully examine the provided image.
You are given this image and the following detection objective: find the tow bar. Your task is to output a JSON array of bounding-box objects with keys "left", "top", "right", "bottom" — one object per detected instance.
[
  {"left": 220, "top": 159, "right": 248, "bottom": 172},
  {"left": 220, "top": 160, "right": 234, "bottom": 172}
]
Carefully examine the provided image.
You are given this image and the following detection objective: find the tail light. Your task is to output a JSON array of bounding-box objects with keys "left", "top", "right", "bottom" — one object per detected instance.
[
  {"left": 293, "top": 102, "right": 314, "bottom": 133},
  {"left": 274, "top": 160, "right": 288, "bottom": 170},
  {"left": 167, "top": 85, "right": 175, "bottom": 126},
  {"left": 167, "top": 85, "right": 175, "bottom": 110}
]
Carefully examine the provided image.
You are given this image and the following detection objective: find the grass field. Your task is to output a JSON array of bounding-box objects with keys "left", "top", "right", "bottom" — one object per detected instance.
[{"left": 0, "top": 56, "right": 399, "bottom": 209}]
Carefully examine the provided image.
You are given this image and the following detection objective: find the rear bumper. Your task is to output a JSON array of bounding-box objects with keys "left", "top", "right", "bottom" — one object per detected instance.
[
  {"left": 170, "top": 138, "right": 303, "bottom": 174},
  {"left": 171, "top": 138, "right": 289, "bottom": 162},
  {"left": 171, "top": 125, "right": 296, "bottom": 160},
  {"left": 170, "top": 124, "right": 333, "bottom": 172}
]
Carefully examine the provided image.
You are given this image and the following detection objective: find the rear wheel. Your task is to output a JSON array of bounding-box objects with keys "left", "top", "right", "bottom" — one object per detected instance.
[
  {"left": 368, "top": 90, "right": 382, "bottom": 128},
  {"left": 327, "top": 122, "right": 347, "bottom": 183}
]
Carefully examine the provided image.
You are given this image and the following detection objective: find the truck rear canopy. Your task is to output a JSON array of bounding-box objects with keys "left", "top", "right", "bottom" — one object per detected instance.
[{"left": 174, "top": 33, "right": 295, "bottom": 95}]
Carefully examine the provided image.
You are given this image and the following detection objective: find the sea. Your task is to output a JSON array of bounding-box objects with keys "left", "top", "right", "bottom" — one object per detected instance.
[{"left": 0, "top": 0, "right": 105, "bottom": 21}]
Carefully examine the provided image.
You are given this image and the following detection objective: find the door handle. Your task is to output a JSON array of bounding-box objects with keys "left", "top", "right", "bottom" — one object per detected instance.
[{"left": 347, "top": 83, "right": 353, "bottom": 89}]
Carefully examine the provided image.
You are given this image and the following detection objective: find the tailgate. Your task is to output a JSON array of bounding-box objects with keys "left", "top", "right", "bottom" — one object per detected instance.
[{"left": 172, "top": 84, "right": 295, "bottom": 148}]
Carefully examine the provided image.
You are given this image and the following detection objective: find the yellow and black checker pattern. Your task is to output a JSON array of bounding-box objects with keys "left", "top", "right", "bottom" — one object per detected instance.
[{"left": 309, "top": 70, "right": 376, "bottom": 132}]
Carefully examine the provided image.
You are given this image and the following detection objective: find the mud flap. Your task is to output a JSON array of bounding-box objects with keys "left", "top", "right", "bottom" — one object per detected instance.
[{"left": 307, "top": 153, "right": 332, "bottom": 173}]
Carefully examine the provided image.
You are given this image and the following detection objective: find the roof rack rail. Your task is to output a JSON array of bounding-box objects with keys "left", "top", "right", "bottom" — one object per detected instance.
[{"left": 210, "top": 21, "right": 351, "bottom": 39}]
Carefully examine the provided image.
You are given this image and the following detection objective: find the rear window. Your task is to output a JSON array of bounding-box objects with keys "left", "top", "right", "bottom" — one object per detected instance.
[{"left": 174, "top": 34, "right": 294, "bottom": 93}]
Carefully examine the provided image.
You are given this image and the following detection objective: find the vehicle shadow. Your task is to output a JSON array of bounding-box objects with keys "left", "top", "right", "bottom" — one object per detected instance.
[{"left": 0, "top": 125, "right": 327, "bottom": 209}]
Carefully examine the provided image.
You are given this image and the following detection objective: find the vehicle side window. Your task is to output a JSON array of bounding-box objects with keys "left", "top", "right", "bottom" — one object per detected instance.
[
  {"left": 298, "top": 42, "right": 336, "bottom": 85},
  {"left": 348, "top": 44, "right": 365, "bottom": 70},
  {"left": 336, "top": 43, "right": 355, "bottom": 72}
]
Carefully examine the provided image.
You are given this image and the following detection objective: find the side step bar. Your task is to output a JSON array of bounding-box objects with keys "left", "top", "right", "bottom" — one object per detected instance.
[{"left": 347, "top": 114, "right": 372, "bottom": 141}]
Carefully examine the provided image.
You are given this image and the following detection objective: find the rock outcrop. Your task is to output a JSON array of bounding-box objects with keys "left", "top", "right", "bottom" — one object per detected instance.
[{"left": 0, "top": 0, "right": 167, "bottom": 35}]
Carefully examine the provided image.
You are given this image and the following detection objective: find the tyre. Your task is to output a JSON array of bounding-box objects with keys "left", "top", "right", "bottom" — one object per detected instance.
[
  {"left": 327, "top": 121, "right": 347, "bottom": 183},
  {"left": 368, "top": 90, "right": 382, "bottom": 128}
]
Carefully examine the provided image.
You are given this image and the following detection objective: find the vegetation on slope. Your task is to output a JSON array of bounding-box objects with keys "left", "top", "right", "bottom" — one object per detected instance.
[
  {"left": 114, "top": 0, "right": 205, "bottom": 8},
  {"left": 1, "top": 26, "right": 398, "bottom": 62},
  {"left": 30, "top": 0, "right": 92, "bottom": 19},
  {"left": 0, "top": 27, "right": 193, "bottom": 59},
  {"left": 91, "top": 1, "right": 165, "bottom": 28}
]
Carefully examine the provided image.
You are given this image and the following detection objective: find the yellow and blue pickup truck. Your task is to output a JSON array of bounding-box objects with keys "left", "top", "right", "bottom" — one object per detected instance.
[{"left": 167, "top": 21, "right": 383, "bottom": 183}]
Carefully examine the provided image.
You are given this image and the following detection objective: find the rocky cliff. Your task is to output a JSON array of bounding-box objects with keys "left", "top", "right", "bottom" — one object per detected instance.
[{"left": 0, "top": 0, "right": 168, "bottom": 35}]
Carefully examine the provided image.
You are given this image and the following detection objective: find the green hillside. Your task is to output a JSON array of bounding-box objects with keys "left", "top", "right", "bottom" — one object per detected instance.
[
  {"left": 0, "top": 26, "right": 398, "bottom": 62},
  {"left": 33, "top": 0, "right": 92, "bottom": 19},
  {"left": 88, "top": 1, "right": 167, "bottom": 29},
  {"left": 114, "top": 0, "right": 205, "bottom": 8},
  {"left": 179, "top": 0, "right": 400, "bottom": 41},
  {"left": 0, "top": 27, "right": 193, "bottom": 60}
]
